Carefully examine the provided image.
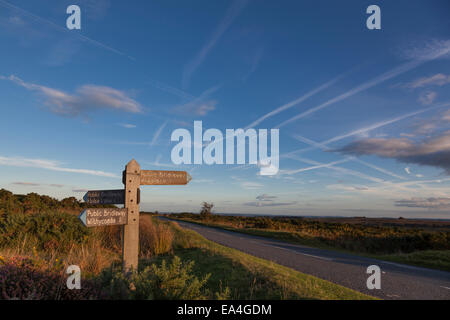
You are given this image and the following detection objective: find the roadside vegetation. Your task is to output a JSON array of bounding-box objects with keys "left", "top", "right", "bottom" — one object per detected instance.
[
  {"left": 169, "top": 212, "right": 450, "bottom": 272},
  {"left": 0, "top": 191, "right": 372, "bottom": 300},
  {"left": 0, "top": 189, "right": 113, "bottom": 215}
]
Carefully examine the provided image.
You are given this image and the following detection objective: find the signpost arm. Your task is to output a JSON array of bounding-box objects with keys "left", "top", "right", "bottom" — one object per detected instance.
[{"left": 123, "top": 159, "right": 141, "bottom": 273}]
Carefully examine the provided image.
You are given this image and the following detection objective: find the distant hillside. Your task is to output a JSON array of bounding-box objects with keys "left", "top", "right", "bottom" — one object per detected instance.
[{"left": 0, "top": 189, "right": 114, "bottom": 215}]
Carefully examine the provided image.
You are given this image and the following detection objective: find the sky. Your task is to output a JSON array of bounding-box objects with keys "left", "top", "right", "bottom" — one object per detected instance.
[{"left": 0, "top": 0, "right": 450, "bottom": 218}]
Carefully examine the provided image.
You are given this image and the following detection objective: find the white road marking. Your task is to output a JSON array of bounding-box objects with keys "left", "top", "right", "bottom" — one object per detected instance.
[
  {"left": 381, "top": 261, "right": 429, "bottom": 271},
  {"left": 440, "top": 286, "right": 450, "bottom": 290},
  {"left": 255, "top": 242, "right": 334, "bottom": 261}
]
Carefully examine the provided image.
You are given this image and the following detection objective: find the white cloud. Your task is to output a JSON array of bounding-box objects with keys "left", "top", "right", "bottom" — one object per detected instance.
[
  {"left": 327, "top": 176, "right": 450, "bottom": 199},
  {"left": 443, "top": 110, "right": 450, "bottom": 122},
  {"left": 11, "top": 181, "right": 40, "bottom": 186},
  {"left": 400, "top": 133, "right": 415, "bottom": 138},
  {"left": 336, "top": 131, "right": 450, "bottom": 174},
  {"left": 327, "top": 184, "right": 370, "bottom": 192},
  {"left": 285, "top": 102, "right": 450, "bottom": 157},
  {"left": 256, "top": 194, "right": 277, "bottom": 201},
  {"left": 118, "top": 123, "right": 137, "bottom": 129},
  {"left": 1, "top": 75, "right": 142, "bottom": 117},
  {"left": 395, "top": 197, "right": 450, "bottom": 209},
  {"left": 243, "top": 201, "right": 296, "bottom": 207},
  {"left": 11, "top": 182, "right": 64, "bottom": 188},
  {"left": 171, "top": 85, "right": 220, "bottom": 116},
  {"left": 405, "top": 73, "right": 450, "bottom": 89},
  {"left": 240, "top": 181, "right": 264, "bottom": 189},
  {"left": 418, "top": 91, "right": 437, "bottom": 105},
  {"left": 292, "top": 134, "right": 406, "bottom": 180},
  {"left": 411, "top": 120, "right": 438, "bottom": 134},
  {"left": 0, "top": 155, "right": 118, "bottom": 178},
  {"left": 403, "top": 39, "right": 450, "bottom": 61},
  {"left": 244, "top": 194, "right": 296, "bottom": 207},
  {"left": 49, "top": 184, "right": 64, "bottom": 188}
]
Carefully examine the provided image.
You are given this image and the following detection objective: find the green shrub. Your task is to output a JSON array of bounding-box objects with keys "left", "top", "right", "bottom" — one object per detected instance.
[
  {"left": 0, "top": 212, "right": 90, "bottom": 252},
  {"left": 0, "top": 189, "right": 115, "bottom": 215},
  {"left": 98, "top": 256, "right": 211, "bottom": 300},
  {"left": 96, "top": 266, "right": 131, "bottom": 300}
]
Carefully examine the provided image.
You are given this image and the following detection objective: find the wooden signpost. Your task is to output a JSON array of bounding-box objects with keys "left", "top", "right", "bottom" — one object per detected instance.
[{"left": 79, "top": 159, "right": 191, "bottom": 273}]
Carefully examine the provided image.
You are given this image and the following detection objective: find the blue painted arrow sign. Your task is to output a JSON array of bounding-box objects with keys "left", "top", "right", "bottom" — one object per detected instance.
[{"left": 83, "top": 189, "right": 125, "bottom": 205}]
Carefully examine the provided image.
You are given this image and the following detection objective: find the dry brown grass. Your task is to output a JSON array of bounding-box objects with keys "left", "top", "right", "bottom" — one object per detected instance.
[
  {"left": 0, "top": 214, "right": 175, "bottom": 276},
  {"left": 0, "top": 235, "right": 119, "bottom": 276},
  {"left": 140, "top": 215, "right": 174, "bottom": 257}
]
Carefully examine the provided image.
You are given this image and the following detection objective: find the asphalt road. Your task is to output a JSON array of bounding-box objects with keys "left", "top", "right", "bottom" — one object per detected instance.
[{"left": 161, "top": 218, "right": 450, "bottom": 300}]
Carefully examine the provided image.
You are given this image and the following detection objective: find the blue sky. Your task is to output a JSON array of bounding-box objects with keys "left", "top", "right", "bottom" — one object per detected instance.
[{"left": 1, "top": 0, "right": 450, "bottom": 217}]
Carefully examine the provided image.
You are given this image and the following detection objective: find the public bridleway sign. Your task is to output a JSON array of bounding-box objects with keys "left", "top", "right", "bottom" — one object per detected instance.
[
  {"left": 140, "top": 170, "right": 192, "bottom": 185},
  {"left": 83, "top": 189, "right": 125, "bottom": 205},
  {"left": 79, "top": 159, "right": 191, "bottom": 272},
  {"left": 79, "top": 208, "right": 128, "bottom": 227}
]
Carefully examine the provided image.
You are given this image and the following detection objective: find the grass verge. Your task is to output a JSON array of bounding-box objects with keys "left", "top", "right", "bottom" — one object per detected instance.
[
  {"left": 168, "top": 217, "right": 450, "bottom": 273},
  {"left": 374, "top": 250, "right": 450, "bottom": 272},
  {"left": 153, "top": 218, "right": 375, "bottom": 300},
  {"left": 0, "top": 212, "right": 374, "bottom": 299}
]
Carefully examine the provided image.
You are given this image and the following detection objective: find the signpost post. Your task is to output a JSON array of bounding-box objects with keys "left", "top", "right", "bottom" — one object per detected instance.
[
  {"left": 123, "top": 159, "right": 140, "bottom": 272},
  {"left": 79, "top": 159, "right": 191, "bottom": 273}
]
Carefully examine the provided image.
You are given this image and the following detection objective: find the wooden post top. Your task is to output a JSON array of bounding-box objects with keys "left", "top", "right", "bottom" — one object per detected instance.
[{"left": 126, "top": 159, "right": 141, "bottom": 173}]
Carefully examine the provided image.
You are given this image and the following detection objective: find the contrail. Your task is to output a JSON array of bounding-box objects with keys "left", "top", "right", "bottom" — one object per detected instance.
[
  {"left": 284, "top": 102, "right": 450, "bottom": 156},
  {"left": 292, "top": 134, "right": 407, "bottom": 180},
  {"left": 245, "top": 72, "right": 346, "bottom": 129},
  {"left": 276, "top": 43, "right": 450, "bottom": 129},
  {"left": 0, "top": 155, "right": 118, "bottom": 178},
  {"left": 182, "top": 0, "right": 248, "bottom": 89},
  {"left": 281, "top": 158, "right": 352, "bottom": 175},
  {"left": 285, "top": 154, "right": 433, "bottom": 193},
  {"left": 147, "top": 79, "right": 196, "bottom": 101},
  {"left": 285, "top": 154, "right": 384, "bottom": 183},
  {"left": 151, "top": 121, "right": 168, "bottom": 146},
  {"left": 0, "top": 0, "right": 134, "bottom": 60}
]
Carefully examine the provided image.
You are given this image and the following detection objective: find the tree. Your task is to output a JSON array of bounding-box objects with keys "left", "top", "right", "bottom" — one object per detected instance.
[{"left": 200, "top": 202, "right": 214, "bottom": 219}]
